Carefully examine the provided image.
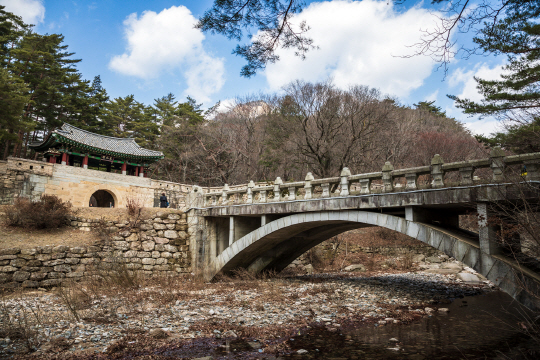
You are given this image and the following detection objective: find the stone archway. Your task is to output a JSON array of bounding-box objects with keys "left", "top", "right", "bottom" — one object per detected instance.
[{"left": 89, "top": 189, "right": 116, "bottom": 207}]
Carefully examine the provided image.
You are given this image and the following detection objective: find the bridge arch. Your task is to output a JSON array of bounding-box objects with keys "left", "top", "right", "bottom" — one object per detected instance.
[{"left": 206, "top": 210, "right": 540, "bottom": 310}]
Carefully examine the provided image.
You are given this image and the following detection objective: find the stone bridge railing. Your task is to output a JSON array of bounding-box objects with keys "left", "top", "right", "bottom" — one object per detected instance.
[{"left": 202, "top": 148, "right": 540, "bottom": 207}]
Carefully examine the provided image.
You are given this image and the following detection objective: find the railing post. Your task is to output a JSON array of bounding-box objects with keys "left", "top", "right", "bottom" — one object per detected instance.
[
  {"left": 221, "top": 184, "right": 230, "bottom": 204},
  {"left": 273, "top": 177, "right": 283, "bottom": 201},
  {"left": 340, "top": 167, "right": 351, "bottom": 196},
  {"left": 211, "top": 194, "right": 217, "bottom": 206},
  {"left": 247, "top": 180, "right": 255, "bottom": 204},
  {"left": 321, "top": 183, "right": 330, "bottom": 197},
  {"left": 490, "top": 146, "right": 505, "bottom": 182},
  {"left": 259, "top": 189, "right": 267, "bottom": 203},
  {"left": 405, "top": 173, "right": 418, "bottom": 190},
  {"left": 459, "top": 166, "right": 474, "bottom": 186},
  {"left": 288, "top": 185, "right": 296, "bottom": 200},
  {"left": 524, "top": 160, "right": 540, "bottom": 181},
  {"left": 431, "top": 154, "right": 444, "bottom": 188},
  {"left": 304, "top": 172, "right": 314, "bottom": 199},
  {"left": 382, "top": 162, "right": 394, "bottom": 192},
  {"left": 359, "top": 178, "right": 371, "bottom": 194}
]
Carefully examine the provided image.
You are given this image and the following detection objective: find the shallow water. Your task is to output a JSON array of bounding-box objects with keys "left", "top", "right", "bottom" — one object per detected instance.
[{"left": 281, "top": 291, "right": 539, "bottom": 359}]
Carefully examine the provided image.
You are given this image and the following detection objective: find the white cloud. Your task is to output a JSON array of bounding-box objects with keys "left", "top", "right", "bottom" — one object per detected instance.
[
  {"left": 425, "top": 90, "right": 439, "bottom": 102},
  {"left": 449, "top": 63, "right": 505, "bottom": 102},
  {"left": 264, "top": 0, "right": 443, "bottom": 97},
  {"left": 0, "top": 0, "right": 45, "bottom": 25},
  {"left": 109, "top": 6, "right": 225, "bottom": 103},
  {"left": 448, "top": 62, "right": 507, "bottom": 135}
]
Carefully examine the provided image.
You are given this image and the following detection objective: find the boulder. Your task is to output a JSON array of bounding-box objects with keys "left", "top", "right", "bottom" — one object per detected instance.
[{"left": 344, "top": 264, "right": 366, "bottom": 272}]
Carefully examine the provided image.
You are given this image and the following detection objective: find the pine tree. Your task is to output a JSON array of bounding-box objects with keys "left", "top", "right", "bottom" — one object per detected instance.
[{"left": 449, "top": 1, "right": 540, "bottom": 153}]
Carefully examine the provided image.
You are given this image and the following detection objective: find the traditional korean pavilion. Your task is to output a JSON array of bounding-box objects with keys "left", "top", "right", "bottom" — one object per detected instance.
[{"left": 29, "top": 123, "right": 163, "bottom": 177}]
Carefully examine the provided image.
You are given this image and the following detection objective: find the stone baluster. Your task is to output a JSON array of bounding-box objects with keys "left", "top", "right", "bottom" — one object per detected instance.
[
  {"left": 247, "top": 180, "right": 255, "bottom": 204},
  {"left": 273, "top": 177, "right": 283, "bottom": 201},
  {"left": 459, "top": 167, "right": 474, "bottom": 186},
  {"left": 524, "top": 160, "right": 540, "bottom": 181},
  {"left": 259, "top": 188, "right": 267, "bottom": 203},
  {"left": 304, "top": 172, "right": 314, "bottom": 199},
  {"left": 359, "top": 178, "right": 371, "bottom": 194},
  {"left": 382, "top": 162, "right": 394, "bottom": 192},
  {"left": 221, "top": 184, "right": 230, "bottom": 204},
  {"left": 211, "top": 194, "right": 217, "bottom": 206},
  {"left": 405, "top": 173, "right": 418, "bottom": 190},
  {"left": 288, "top": 185, "right": 296, "bottom": 200},
  {"left": 321, "top": 183, "right": 330, "bottom": 197},
  {"left": 490, "top": 147, "right": 505, "bottom": 182},
  {"left": 431, "top": 154, "right": 444, "bottom": 188},
  {"left": 340, "top": 167, "right": 351, "bottom": 196}
]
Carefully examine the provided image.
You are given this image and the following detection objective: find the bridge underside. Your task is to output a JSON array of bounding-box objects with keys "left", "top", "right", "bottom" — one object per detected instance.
[{"left": 198, "top": 210, "right": 540, "bottom": 311}]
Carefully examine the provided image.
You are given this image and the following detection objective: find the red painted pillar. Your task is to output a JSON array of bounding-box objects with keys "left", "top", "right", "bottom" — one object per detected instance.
[
  {"left": 121, "top": 162, "right": 127, "bottom": 175},
  {"left": 139, "top": 166, "right": 144, "bottom": 177},
  {"left": 61, "top": 152, "right": 67, "bottom": 165},
  {"left": 49, "top": 156, "right": 56, "bottom": 164},
  {"left": 82, "top": 155, "right": 88, "bottom": 169},
  {"left": 135, "top": 166, "right": 139, "bottom": 177}
]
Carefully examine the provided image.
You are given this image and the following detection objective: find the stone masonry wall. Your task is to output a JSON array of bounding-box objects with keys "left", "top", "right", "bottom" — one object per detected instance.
[
  {"left": 0, "top": 158, "right": 193, "bottom": 209},
  {"left": 0, "top": 212, "right": 191, "bottom": 290}
]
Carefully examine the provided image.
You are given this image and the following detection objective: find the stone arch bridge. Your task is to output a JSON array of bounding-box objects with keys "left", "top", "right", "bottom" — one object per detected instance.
[{"left": 186, "top": 150, "right": 540, "bottom": 310}]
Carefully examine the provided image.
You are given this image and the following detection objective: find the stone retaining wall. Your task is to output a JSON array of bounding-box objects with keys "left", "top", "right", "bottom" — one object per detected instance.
[{"left": 0, "top": 212, "right": 191, "bottom": 290}]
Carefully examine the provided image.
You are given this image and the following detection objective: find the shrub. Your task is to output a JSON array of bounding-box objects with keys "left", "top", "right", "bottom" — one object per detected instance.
[{"left": 4, "top": 195, "right": 72, "bottom": 229}]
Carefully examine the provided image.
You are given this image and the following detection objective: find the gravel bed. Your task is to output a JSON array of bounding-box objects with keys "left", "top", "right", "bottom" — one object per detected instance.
[{"left": 0, "top": 265, "right": 494, "bottom": 358}]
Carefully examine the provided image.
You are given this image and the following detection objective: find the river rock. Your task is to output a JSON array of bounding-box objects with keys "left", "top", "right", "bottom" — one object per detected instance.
[
  {"left": 457, "top": 272, "right": 481, "bottom": 283},
  {"left": 344, "top": 264, "right": 366, "bottom": 272},
  {"left": 425, "top": 256, "right": 441, "bottom": 263}
]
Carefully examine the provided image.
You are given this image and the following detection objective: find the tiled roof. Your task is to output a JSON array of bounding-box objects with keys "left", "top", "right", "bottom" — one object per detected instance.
[{"left": 30, "top": 123, "right": 163, "bottom": 159}]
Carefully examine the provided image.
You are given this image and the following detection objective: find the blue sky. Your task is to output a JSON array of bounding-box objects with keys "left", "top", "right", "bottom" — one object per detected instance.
[{"left": 2, "top": 0, "right": 507, "bottom": 135}]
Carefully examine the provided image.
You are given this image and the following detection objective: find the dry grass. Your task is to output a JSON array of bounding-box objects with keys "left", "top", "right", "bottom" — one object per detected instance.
[{"left": 0, "top": 225, "right": 100, "bottom": 250}]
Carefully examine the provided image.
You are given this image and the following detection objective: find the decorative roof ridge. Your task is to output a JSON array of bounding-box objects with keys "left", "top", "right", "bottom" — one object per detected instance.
[{"left": 59, "top": 123, "right": 139, "bottom": 143}]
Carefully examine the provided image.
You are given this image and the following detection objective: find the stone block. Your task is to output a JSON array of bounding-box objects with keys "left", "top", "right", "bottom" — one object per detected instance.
[
  {"left": 154, "top": 265, "right": 170, "bottom": 271},
  {"left": 18, "top": 254, "right": 36, "bottom": 260},
  {"left": 1, "top": 282, "right": 20, "bottom": 289},
  {"left": 12, "top": 271, "right": 30, "bottom": 282},
  {"left": 142, "top": 265, "right": 154, "bottom": 271},
  {"left": 137, "top": 251, "right": 152, "bottom": 258},
  {"left": 43, "top": 259, "right": 65, "bottom": 266},
  {"left": 168, "top": 213, "right": 181, "bottom": 220},
  {"left": 52, "top": 252, "right": 66, "bottom": 259},
  {"left": 41, "top": 279, "right": 62, "bottom": 286},
  {"left": 130, "top": 241, "right": 142, "bottom": 251},
  {"left": 165, "top": 224, "right": 176, "bottom": 230},
  {"left": 126, "top": 263, "right": 142, "bottom": 270},
  {"left": 142, "top": 258, "right": 156, "bottom": 265},
  {"left": 153, "top": 223, "right": 167, "bottom": 230},
  {"left": 70, "top": 247, "right": 86, "bottom": 254},
  {"left": 152, "top": 251, "right": 160, "bottom": 258},
  {"left": 0, "top": 260, "right": 9, "bottom": 266},
  {"left": 142, "top": 241, "right": 155, "bottom": 252},
  {"left": 22, "top": 280, "right": 39, "bottom": 288},
  {"left": 0, "top": 248, "right": 21, "bottom": 255},
  {"left": 20, "top": 266, "right": 41, "bottom": 272},
  {"left": 36, "top": 254, "right": 52, "bottom": 261},
  {"left": 124, "top": 250, "right": 138, "bottom": 258},
  {"left": 139, "top": 223, "right": 154, "bottom": 231},
  {"left": 113, "top": 241, "right": 130, "bottom": 251},
  {"left": 54, "top": 265, "right": 71, "bottom": 272},
  {"left": 156, "top": 258, "right": 168, "bottom": 264},
  {"left": 175, "top": 224, "right": 188, "bottom": 231},
  {"left": 66, "top": 253, "right": 83, "bottom": 258},
  {"left": 154, "top": 237, "right": 169, "bottom": 244},
  {"left": 0, "top": 266, "right": 18, "bottom": 272},
  {"left": 0, "top": 255, "right": 17, "bottom": 261},
  {"left": 145, "top": 229, "right": 158, "bottom": 237},
  {"left": 126, "top": 233, "right": 139, "bottom": 242},
  {"left": 161, "top": 252, "right": 172, "bottom": 258},
  {"left": 177, "top": 231, "right": 188, "bottom": 240},
  {"left": 119, "top": 230, "right": 131, "bottom": 238},
  {"left": 30, "top": 272, "right": 47, "bottom": 281},
  {"left": 80, "top": 258, "right": 95, "bottom": 264},
  {"left": 164, "top": 230, "right": 178, "bottom": 239},
  {"left": 66, "top": 272, "right": 84, "bottom": 278},
  {"left": 53, "top": 245, "right": 69, "bottom": 253},
  {"left": 163, "top": 219, "right": 176, "bottom": 224},
  {"left": 64, "top": 258, "right": 80, "bottom": 265},
  {"left": 20, "top": 248, "right": 37, "bottom": 255}
]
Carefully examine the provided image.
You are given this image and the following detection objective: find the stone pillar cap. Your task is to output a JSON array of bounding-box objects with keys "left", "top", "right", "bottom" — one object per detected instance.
[
  {"left": 274, "top": 177, "right": 283, "bottom": 185},
  {"left": 490, "top": 146, "right": 505, "bottom": 158},
  {"left": 248, "top": 180, "right": 255, "bottom": 188},
  {"left": 305, "top": 172, "right": 315, "bottom": 181},
  {"left": 223, "top": 184, "right": 230, "bottom": 191},
  {"left": 431, "top": 154, "right": 444, "bottom": 165},
  {"left": 382, "top": 162, "right": 394, "bottom": 172},
  {"left": 340, "top": 167, "right": 351, "bottom": 177}
]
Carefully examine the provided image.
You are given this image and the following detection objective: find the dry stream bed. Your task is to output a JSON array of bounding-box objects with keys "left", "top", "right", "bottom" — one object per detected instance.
[{"left": 1, "top": 257, "right": 517, "bottom": 360}]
